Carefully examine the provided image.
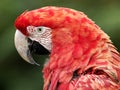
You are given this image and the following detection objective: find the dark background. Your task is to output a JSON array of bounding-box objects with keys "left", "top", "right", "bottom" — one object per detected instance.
[{"left": 0, "top": 0, "right": 120, "bottom": 90}]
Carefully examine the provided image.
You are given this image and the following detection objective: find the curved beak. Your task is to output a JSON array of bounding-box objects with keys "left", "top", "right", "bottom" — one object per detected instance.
[{"left": 14, "top": 30, "right": 40, "bottom": 66}]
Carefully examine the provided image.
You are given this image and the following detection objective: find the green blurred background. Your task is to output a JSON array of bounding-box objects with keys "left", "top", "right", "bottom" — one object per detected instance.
[{"left": 0, "top": 0, "right": 120, "bottom": 90}]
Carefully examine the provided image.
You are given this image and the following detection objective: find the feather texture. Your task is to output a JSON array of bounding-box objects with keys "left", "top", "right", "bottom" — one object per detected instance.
[{"left": 15, "top": 6, "right": 120, "bottom": 90}]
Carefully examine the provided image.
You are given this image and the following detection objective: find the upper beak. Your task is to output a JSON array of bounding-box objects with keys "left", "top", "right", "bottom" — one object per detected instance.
[{"left": 14, "top": 30, "right": 40, "bottom": 66}]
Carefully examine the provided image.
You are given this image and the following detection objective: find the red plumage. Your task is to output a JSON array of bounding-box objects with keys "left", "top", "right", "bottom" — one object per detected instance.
[{"left": 15, "top": 6, "right": 120, "bottom": 90}]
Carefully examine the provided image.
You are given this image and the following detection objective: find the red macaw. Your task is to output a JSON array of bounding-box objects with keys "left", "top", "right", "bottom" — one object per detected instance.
[{"left": 14, "top": 6, "right": 120, "bottom": 90}]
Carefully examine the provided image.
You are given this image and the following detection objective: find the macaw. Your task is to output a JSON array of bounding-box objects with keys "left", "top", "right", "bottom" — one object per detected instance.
[{"left": 14, "top": 6, "right": 120, "bottom": 90}]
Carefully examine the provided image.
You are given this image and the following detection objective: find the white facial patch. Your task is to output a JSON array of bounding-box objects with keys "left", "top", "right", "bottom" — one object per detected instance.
[{"left": 27, "top": 26, "right": 52, "bottom": 52}]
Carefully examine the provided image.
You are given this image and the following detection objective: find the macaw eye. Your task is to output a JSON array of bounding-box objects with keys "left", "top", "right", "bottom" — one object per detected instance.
[
  {"left": 36, "top": 27, "right": 46, "bottom": 34},
  {"left": 38, "top": 28, "right": 42, "bottom": 32}
]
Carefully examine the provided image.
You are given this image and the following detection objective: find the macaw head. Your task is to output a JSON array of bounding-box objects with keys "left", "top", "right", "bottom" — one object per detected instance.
[
  {"left": 14, "top": 6, "right": 104, "bottom": 66},
  {"left": 14, "top": 6, "right": 120, "bottom": 90}
]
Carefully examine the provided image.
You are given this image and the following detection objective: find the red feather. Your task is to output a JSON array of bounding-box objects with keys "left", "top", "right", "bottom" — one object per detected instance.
[{"left": 15, "top": 6, "right": 120, "bottom": 90}]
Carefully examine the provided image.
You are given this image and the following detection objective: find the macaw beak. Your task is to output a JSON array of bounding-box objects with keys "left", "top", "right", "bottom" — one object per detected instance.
[
  {"left": 14, "top": 30, "right": 50, "bottom": 66},
  {"left": 14, "top": 30, "right": 40, "bottom": 66}
]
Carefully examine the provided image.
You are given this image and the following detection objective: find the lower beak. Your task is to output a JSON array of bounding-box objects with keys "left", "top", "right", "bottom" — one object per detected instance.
[{"left": 14, "top": 30, "right": 40, "bottom": 66}]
